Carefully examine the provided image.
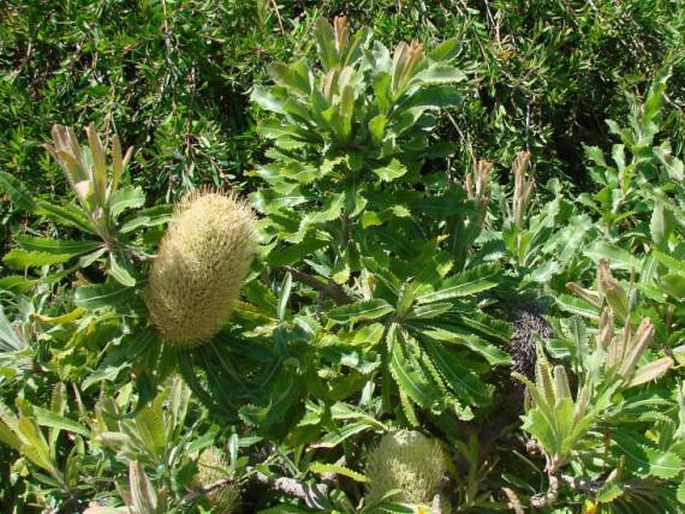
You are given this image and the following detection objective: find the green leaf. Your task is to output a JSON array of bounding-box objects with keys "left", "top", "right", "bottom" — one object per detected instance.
[
  {"left": 677, "top": 476, "right": 685, "bottom": 504},
  {"left": 37, "top": 201, "right": 96, "bottom": 234},
  {"left": 0, "top": 275, "right": 36, "bottom": 293},
  {"left": 268, "top": 235, "right": 329, "bottom": 267},
  {"left": 309, "top": 462, "right": 368, "bottom": 482},
  {"left": 74, "top": 282, "right": 140, "bottom": 311},
  {"left": 646, "top": 448, "right": 683, "bottom": 479},
  {"left": 422, "top": 339, "right": 492, "bottom": 405},
  {"left": 327, "top": 300, "right": 394, "bottom": 324},
  {"left": 314, "top": 420, "right": 378, "bottom": 449},
  {"left": 108, "top": 253, "right": 136, "bottom": 287},
  {"left": 0, "top": 305, "right": 26, "bottom": 353},
  {"left": 421, "top": 325, "right": 512, "bottom": 366},
  {"left": 411, "top": 66, "right": 466, "bottom": 84},
  {"left": 416, "top": 265, "right": 499, "bottom": 304},
  {"left": 372, "top": 158, "right": 407, "bottom": 182},
  {"left": 585, "top": 241, "right": 642, "bottom": 271},
  {"left": 0, "top": 170, "right": 36, "bottom": 211},
  {"left": 108, "top": 186, "right": 145, "bottom": 219},
  {"left": 368, "top": 114, "right": 387, "bottom": 144},
  {"left": 650, "top": 201, "right": 675, "bottom": 249},
  {"left": 556, "top": 294, "right": 599, "bottom": 320},
  {"left": 351, "top": 323, "right": 385, "bottom": 346},
  {"left": 15, "top": 235, "right": 102, "bottom": 256},
  {"left": 428, "top": 38, "right": 460, "bottom": 61},
  {"left": 31, "top": 406, "right": 90, "bottom": 437},
  {"left": 388, "top": 329, "right": 443, "bottom": 411},
  {"left": 3, "top": 248, "right": 76, "bottom": 268},
  {"left": 653, "top": 249, "right": 685, "bottom": 277}
]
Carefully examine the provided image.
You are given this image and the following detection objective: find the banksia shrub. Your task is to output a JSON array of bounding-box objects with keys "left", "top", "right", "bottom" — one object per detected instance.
[
  {"left": 365, "top": 430, "right": 446, "bottom": 509},
  {"left": 195, "top": 447, "right": 240, "bottom": 513},
  {"left": 146, "top": 191, "right": 257, "bottom": 348}
]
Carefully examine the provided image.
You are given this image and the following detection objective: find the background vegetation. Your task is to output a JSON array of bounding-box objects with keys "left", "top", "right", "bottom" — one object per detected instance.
[{"left": 0, "top": 1, "right": 684, "bottom": 512}]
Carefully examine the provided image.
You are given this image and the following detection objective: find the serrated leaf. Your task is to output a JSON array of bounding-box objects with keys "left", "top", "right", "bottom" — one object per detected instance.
[
  {"left": 309, "top": 462, "right": 368, "bottom": 482},
  {"left": 677, "top": 476, "right": 685, "bottom": 504},
  {"left": 421, "top": 326, "right": 512, "bottom": 366},
  {"left": 108, "top": 186, "right": 145, "bottom": 219},
  {"left": 556, "top": 294, "right": 599, "bottom": 320},
  {"left": 388, "top": 331, "right": 443, "bottom": 411},
  {"left": 3, "top": 248, "right": 76, "bottom": 268},
  {"left": 0, "top": 170, "right": 36, "bottom": 211},
  {"left": 327, "top": 299, "right": 394, "bottom": 324},
  {"left": 422, "top": 339, "right": 492, "bottom": 406},
  {"left": 372, "top": 158, "right": 407, "bottom": 182},
  {"left": 36, "top": 201, "right": 96, "bottom": 234},
  {"left": 628, "top": 356, "right": 674, "bottom": 387},
  {"left": 416, "top": 265, "right": 499, "bottom": 304},
  {"left": 108, "top": 253, "right": 136, "bottom": 287},
  {"left": 646, "top": 448, "right": 682, "bottom": 479},
  {"left": 74, "top": 282, "right": 140, "bottom": 311},
  {"left": 31, "top": 406, "right": 90, "bottom": 437},
  {"left": 15, "top": 235, "right": 102, "bottom": 256},
  {"left": 585, "top": 241, "right": 642, "bottom": 271}
]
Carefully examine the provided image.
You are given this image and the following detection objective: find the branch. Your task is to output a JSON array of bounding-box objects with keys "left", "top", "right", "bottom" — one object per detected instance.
[
  {"left": 281, "top": 266, "right": 352, "bottom": 305},
  {"left": 530, "top": 474, "right": 559, "bottom": 508}
]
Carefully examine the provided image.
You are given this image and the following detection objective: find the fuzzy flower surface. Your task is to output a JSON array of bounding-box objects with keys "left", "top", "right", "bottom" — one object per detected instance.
[
  {"left": 146, "top": 191, "right": 257, "bottom": 348},
  {"left": 365, "top": 430, "right": 446, "bottom": 508},
  {"left": 195, "top": 447, "right": 240, "bottom": 513}
]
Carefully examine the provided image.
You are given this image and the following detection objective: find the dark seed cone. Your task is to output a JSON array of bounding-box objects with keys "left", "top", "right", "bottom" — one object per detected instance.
[
  {"left": 510, "top": 303, "right": 554, "bottom": 380},
  {"left": 145, "top": 191, "right": 257, "bottom": 348}
]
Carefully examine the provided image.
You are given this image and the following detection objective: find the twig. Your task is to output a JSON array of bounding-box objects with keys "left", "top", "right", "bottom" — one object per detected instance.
[
  {"left": 252, "top": 471, "right": 330, "bottom": 509},
  {"left": 530, "top": 474, "right": 559, "bottom": 508},
  {"left": 281, "top": 266, "right": 352, "bottom": 305}
]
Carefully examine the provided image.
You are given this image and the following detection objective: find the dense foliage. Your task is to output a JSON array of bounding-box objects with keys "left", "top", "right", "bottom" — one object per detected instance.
[{"left": 0, "top": 2, "right": 684, "bottom": 513}]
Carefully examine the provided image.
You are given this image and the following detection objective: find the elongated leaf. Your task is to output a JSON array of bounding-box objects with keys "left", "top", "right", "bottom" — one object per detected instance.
[
  {"left": 327, "top": 299, "right": 394, "bottom": 324},
  {"left": 108, "top": 253, "right": 136, "bottom": 287},
  {"left": 37, "top": 201, "right": 95, "bottom": 234},
  {"left": 3, "top": 248, "right": 76, "bottom": 268},
  {"left": 313, "top": 420, "right": 378, "bottom": 448},
  {"left": 421, "top": 325, "right": 512, "bottom": 366},
  {"left": 422, "top": 339, "right": 492, "bottom": 405},
  {"left": 108, "top": 186, "right": 145, "bottom": 219},
  {"left": 309, "top": 462, "right": 368, "bottom": 482},
  {"left": 33, "top": 307, "right": 84, "bottom": 325},
  {"left": 585, "top": 241, "right": 642, "bottom": 270},
  {"left": 15, "top": 235, "right": 102, "bottom": 256},
  {"left": 0, "top": 170, "right": 35, "bottom": 211},
  {"left": 628, "top": 356, "right": 674, "bottom": 387},
  {"left": 416, "top": 265, "right": 499, "bottom": 304},
  {"left": 32, "top": 406, "right": 90, "bottom": 437},
  {"left": 388, "top": 332, "right": 443, "bottom": 411},
  {"left": 0, "top": 305, "right": 25, "bottom": 353},
  {"left": 129, "top": 460, "right": 159, "bottom": 513},
  {"left": 74, "top": 282, "right": 140, "bottom": 311},
  {"left": 653, "top": 249, "right": 685, "bottom": 277},
  {"left": 556, "top": 294, "right": 599, "bottom": 320}
]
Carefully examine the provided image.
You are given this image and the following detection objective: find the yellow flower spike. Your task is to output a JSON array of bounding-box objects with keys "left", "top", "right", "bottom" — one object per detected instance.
[
  {"left": 365, "top": 430, "right": 446, "bottom": 507},
  {"left": 145, "top": 191, "right": 257, "bottom": 348}
]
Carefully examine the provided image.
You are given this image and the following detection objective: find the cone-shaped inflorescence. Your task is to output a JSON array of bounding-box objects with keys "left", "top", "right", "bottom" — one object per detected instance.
[
  {"left": 146, "top": 191, "right": 257, "bottom": 348},
  {"left": 195, "top": 447, "right": 240, "bottom": 513},
  {"left": 365, "top": 430, "right": 446, "bottom": 509}
]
